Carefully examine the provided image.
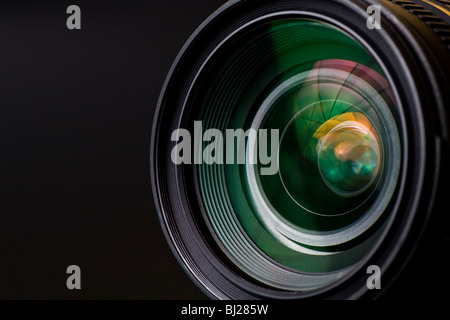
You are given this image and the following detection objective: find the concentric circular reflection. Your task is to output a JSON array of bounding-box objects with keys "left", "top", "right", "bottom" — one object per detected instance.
[
  {"left": 192, "top": 17, "right": 402, "bottom": 292},
  {"left": 316, "top": 112, "right": 381, "bottom": 197}
]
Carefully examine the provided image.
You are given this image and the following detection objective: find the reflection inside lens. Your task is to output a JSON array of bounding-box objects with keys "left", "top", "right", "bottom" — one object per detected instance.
[
  {"left": 276, "top": 59, "right": 390, "bottom": 216},
  {"left": 195, "top": 17, "right": 402, "bottom": 291},
  {"left": 314, "top": 112, "right": 382, "bottom": 197}
]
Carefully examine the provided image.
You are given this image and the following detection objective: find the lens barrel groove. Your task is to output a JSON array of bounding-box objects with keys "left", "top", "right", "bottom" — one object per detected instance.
[{"left": 390, "top": 0, "right": 450, "bottom": 50}]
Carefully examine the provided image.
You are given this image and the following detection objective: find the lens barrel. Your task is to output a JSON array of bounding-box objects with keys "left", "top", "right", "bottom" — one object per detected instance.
[{"left": 151, "top": 0, "right": 450, "bottom": 299}]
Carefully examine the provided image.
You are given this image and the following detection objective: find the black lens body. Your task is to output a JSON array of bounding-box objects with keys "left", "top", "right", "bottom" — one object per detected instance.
[{"left": 151, "top": 0, "right": 450, "bottom": 300}]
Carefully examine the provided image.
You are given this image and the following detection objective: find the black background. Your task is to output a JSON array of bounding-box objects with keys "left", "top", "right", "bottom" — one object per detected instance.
[{"left": 0, "top": 0, "right": 226, "bottom": 299}]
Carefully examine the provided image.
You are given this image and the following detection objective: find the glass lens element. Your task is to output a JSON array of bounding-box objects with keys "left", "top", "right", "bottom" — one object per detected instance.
[
  {"left": 192, "top": 17, "right": 402, "bottom": 292},
  {"left": 315, "top": 111, "right": 381, "bottom": 197}
]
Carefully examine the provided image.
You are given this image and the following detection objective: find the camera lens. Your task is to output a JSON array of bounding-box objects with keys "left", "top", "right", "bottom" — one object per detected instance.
[{"left": 152, "top": 0, "right": 450, "bottom": 299}]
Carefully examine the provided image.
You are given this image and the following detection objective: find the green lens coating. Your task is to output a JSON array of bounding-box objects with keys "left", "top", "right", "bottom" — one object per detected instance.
[{"left": 192, "top": 18, "right": 401, "bottom": 291}]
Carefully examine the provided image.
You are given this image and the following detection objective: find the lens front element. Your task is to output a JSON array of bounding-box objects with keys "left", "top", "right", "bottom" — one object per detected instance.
[{"left": 193, "top": 18, "right": 402, "bottom": 292}]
